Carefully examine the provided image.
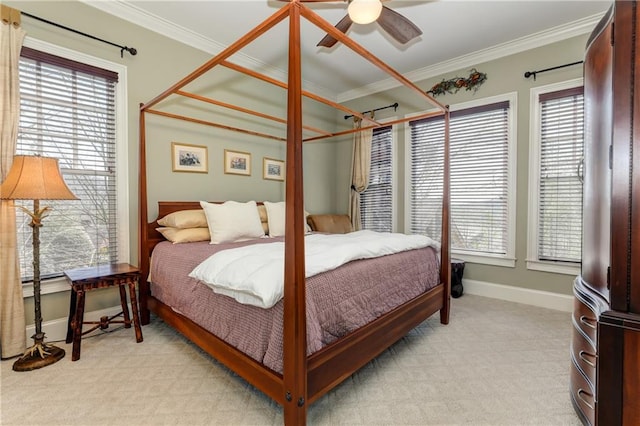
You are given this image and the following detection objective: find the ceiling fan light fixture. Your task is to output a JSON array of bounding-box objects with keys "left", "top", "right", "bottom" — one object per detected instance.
[{"left": 347, "top": 0, "right": 383, "bottom": 25}]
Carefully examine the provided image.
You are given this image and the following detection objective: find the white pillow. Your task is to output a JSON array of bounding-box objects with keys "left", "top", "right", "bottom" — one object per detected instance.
[
  {"left": 264, "top": 201, "right": 286, "bottom": 237},
  {"left": 263, "top": 201, "right": 311, "bottom": 237},
  {"left": 200, "top": 200, "right": 265, "bottom": 244}
]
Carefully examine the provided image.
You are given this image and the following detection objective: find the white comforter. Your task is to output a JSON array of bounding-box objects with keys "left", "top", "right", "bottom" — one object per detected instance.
[{"left": 189, "top": 230, "right": 440, "bottom": 309}]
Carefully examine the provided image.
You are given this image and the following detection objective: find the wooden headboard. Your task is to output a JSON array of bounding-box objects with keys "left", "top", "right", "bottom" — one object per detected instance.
[
  {"left": 145, "top": 201, "right": 205, "bottom": 256},
  {"left": 145, "top": 201, "right": 273, "bottom": 255}
]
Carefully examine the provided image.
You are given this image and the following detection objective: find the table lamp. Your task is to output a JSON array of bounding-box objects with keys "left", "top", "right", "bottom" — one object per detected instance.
[{"left": 0, "top": 155, "right": 78, "bottom": 371}]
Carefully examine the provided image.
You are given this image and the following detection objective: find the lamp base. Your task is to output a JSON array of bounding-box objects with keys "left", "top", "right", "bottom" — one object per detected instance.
[{"left": 12, "top": 332, "right": 65, "bottom": 372}]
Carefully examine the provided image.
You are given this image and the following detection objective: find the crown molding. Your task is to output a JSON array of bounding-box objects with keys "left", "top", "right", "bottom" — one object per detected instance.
[
  {"left": 79, "top": 0, "right": 337, "bottom": 100},
  {"left": 81, "top": 1, "right": 603, "bottom": 104},
  {"left": 337, "top": 13, "right": 604, "bottom": 102}
]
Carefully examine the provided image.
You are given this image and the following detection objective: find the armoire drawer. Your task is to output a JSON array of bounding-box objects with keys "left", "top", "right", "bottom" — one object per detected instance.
[
  {"left": 571, "top": 328, "right": 597, "bottom": 388},
  {"left": 570, "top": 357, "right": 596, "bottom": 426},
  {"left": 573, "top": 293, "right": 599, "bottom": 345}
]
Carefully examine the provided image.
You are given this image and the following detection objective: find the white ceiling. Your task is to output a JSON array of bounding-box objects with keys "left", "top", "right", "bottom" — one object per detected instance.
[{"left": 85, "top": 0, "right": 611, "bottom": 101}]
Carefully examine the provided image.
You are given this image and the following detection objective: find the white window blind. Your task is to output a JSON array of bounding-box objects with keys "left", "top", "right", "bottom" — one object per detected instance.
[
  {"left": 409, "top": 101, "right": 511, "bottom": 256},
  {"left": 537, "top": 87, "right": 584, "bottom": 263},
  {"left": 360, "top": 126, "right": 392, "bottom": 232},
  {"left": 16, "top": 47, "right": 119, "bottom": 281},
  {"left": 408, "top": 118, "right": 444, "bottom": 241}
]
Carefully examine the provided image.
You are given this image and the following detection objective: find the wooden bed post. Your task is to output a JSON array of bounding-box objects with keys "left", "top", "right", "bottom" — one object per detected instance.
[
  {"left": 135, "top": 3, "right": 452, "bottom": 425},
  {"left": 440, "top": 109, "right": 451, "bottom": 324},
  {"left": 138, "top": 104, "right": 151, "bottom": 325},
  {"left": 283, "top": 2, "right": 307, "bottom": 425}
]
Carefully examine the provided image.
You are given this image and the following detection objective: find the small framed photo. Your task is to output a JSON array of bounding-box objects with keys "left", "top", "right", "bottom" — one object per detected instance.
[
  {"left": 171, "top": 142, "right": 208, "bottom": 173},
  {"left": 224, "top": 149, "right": 251, "bottom": 176},
  {"left": 263, "top": 157, "right": 285, "bottom": 181}
]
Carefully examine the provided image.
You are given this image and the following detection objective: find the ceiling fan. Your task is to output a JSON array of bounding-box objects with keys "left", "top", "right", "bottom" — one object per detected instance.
[{"left": 313, "top": 0, "right": 423, "bottom": 48}]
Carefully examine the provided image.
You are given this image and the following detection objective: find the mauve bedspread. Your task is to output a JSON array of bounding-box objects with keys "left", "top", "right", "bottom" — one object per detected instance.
[{"left": 149, "top": 236, "right": 440, "bottom": 373}]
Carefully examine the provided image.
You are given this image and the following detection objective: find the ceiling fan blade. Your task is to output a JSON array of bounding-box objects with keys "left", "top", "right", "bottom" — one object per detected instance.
[
  {"left": 317, "top": 14, "right": 353, "bottom": 48},
  {"left": 377, "top": 6, "right": 422, "bottom": 45}
]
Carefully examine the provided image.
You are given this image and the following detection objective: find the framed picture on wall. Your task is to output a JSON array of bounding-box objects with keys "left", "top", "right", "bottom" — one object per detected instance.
[
  {"left": 263, "top": 157, "right": 285, "bottom": 181},
  {"left": 172, "top": 142, "right": 208, "bottom": 173},
  {"left": 224, "top": 149, "right": 251, "bottom": 176}
]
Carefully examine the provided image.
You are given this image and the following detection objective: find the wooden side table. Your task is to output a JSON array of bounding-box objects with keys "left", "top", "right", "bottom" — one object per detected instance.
[{"left": 64, "top": 263, "right": 143, "bottom": 361}]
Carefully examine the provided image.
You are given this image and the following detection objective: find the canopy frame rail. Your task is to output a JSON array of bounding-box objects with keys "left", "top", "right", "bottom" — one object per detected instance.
[
  {"left": 145, "top": 109, "right": 287, "bottom": 142},
  {"left": 175, "top": 90, "right": 332, "bottom": 137},
  {"left": 137, "top": 2, "right": 451, "bottom": 424},
  {"left": 141, "top": 3, "right": 292, "bottom": 111},
  {"left": 304, "top": 110, "right": 446, "bottom": 142},
  {"left": 144, "top": 106, "right": 445, "bottom": 144},
  {"left": 298, "top": 6, "right": 446, "bottom": 112},
  {"left": 219, "top": 61, "right": 381, "bottom": 125}
]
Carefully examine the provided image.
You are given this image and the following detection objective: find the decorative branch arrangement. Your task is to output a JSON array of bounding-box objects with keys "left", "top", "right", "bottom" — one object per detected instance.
[{"left": 426, "top": 68, "right": 487, "bottom": 97}]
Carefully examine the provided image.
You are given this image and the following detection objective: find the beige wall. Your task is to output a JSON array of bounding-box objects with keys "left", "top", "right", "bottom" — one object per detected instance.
[
  {"left": 8, "top": 0, "right": 592, "bottom": 328},
  {"left": 337, "top": 34, "right": 590, "bottom": 296},
  {"left": 8, "top": 0, "right": 338, "bottom": 324}
]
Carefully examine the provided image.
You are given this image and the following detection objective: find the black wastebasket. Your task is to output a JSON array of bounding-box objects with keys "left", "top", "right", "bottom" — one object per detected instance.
[{"left": 451, "top": 258, "right": 465, "bottom": 298}]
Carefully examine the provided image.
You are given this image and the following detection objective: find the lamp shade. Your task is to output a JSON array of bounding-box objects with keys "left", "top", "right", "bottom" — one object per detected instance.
[
  {"left": 0, "top": 155, "right": 78, "bottom": 201},
  {"left": 348, "top": 0, "right": 383, "bottom": 25}
]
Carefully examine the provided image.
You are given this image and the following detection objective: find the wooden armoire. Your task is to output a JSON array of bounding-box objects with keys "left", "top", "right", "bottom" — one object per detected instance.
[{"left": 571, "top": 1, "right": 640, "bottom": 424}]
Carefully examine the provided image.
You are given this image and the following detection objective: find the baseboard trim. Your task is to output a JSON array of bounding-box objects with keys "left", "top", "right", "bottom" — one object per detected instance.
[
  {"left": 28, "top": 305, "right": 126, "bottom": 343},
  {"left": 462, "top": 279, "right": 573, "bottom": 312},
  {"left": 32, "top": 281, "right": 572, "bottom": 342}
]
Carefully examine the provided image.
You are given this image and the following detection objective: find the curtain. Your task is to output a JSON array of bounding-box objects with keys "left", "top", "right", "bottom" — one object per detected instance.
[
  {"left": 0, "top": 4, "right": 26, "bottom": 358},
  {"left": 349, "top": 116, "right": 373, "bottom": 231}
]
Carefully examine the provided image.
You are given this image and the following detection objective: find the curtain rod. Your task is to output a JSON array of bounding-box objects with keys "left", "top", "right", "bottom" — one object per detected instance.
[
  {"left": 21, "top": 11, "right": 137, "bottom": 58},
  {"left": 344, "top": 102, "right": 398, "bottom": 120},
  {"left": 524, "top": 60, "right": 583, "bottom": 80}
]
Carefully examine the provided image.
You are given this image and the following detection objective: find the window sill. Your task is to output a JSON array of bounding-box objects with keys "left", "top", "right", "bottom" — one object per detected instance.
[
  {"left": 526, "top": 260, "right": 580, "bottom": 276},
  {"left": 22, "top": 276, "right": 69, "bottom": 298},
  {"left": 451, "top": 251, "right": 516, "bottom": 268}
]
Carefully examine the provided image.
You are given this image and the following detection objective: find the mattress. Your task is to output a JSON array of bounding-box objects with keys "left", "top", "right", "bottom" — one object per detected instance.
[{"left": 149, "top": 235, "right": 440, "bottom": 373}]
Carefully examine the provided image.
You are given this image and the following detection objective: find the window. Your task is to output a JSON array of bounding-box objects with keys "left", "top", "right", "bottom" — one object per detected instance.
[
  {"left": 407, "top": 94, "right": 517, "bottom": 266},
  {"left": 360, "top": 126, "right": 393, "bottom": 232},
  {"left": 527, "top": 81, "right": 583, "bottom": 274},
  {"left": 16, "top": 39, "right": 128, "bottom": 289}
]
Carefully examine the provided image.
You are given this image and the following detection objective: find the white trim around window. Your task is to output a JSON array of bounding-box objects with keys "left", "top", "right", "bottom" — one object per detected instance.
[
  {"left": 21, "top": 37, "right": 129, "bottom": 297},
  {"left": 526, "top": 78, "right": 583, "bottom": 276},
  {"left": 386, "top": 121, "right": 400, "bottom": 233},
  {"left": 391, "top": 124, "right": 399, "bottom": 233},
  {"left": 404, "top": 92, "right": 518, "bottom": 267}
]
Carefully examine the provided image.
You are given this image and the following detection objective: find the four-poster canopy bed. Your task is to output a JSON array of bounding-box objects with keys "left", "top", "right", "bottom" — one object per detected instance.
[{"left": 137, "top": 1, "right": 450, "bottom": 425}]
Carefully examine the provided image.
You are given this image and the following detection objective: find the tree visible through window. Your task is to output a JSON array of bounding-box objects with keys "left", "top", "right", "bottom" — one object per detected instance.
[
  {"left": 409, "top": 99, "right": 514, "bottom": 260},
  {"left": 16, "top": 47, "right": 119, "bottom": 281},
  {"left": 536, "top": 86, "right": 584, "bottom": 263},
  {"left": 360, "top": 126, "right": 393, "bottom": 232}
]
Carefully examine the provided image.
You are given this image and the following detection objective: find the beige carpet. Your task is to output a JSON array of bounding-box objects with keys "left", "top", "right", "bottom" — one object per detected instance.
[{"left": 1, "top": 295, "right": 581, "bottom": 425}]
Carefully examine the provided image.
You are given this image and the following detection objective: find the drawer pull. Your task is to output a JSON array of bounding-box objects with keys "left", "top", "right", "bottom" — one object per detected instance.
[
  {"left": 579, "top": 350, "right": 597, "bottom": 368},
  {"left": 577, "top": 388, "right": 594, "bottom": 410},
  {"left": 580, "top": 315, "right": 597, "bottom": 329}
]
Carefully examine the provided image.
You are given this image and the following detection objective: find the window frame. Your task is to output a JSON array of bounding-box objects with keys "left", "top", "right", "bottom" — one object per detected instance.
[
  {"left": 526, "top": 78, "right": 583, "bottom": 275},
  {"left": 359, "top": 123, "right": 397, "bottom": 232},
  {"left": 404, "top": 93, "right": 518, "bottom": 267},
  {"left": 20, "top": 37, "right": 129, "bottom": 297}
]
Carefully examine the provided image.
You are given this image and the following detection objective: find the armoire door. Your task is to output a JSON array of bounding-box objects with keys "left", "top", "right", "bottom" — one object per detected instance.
[{"left": 581, "top": 3, "right": 612, "bottom": 301}]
